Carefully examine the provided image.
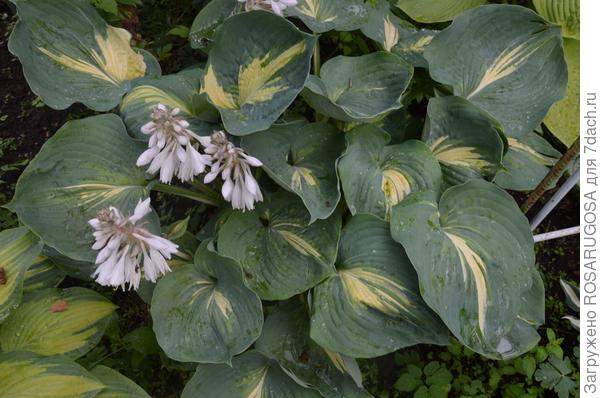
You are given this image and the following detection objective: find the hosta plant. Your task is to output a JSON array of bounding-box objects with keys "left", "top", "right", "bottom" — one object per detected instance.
[{"left": 1, "top": 0, "right": 575, "bottom": 396}]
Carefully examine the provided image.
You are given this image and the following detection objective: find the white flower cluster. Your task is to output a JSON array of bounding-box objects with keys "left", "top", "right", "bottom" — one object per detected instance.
[
  {"left": 137, "top": 104, "right": 212, "bottom": 184},
  {"left": 136, "top": 104, "right": 264, "bottom": 212},
  {"left": 89, "top": 198, "right": 178, "bottom": 291},
  {"left": 238, "top": 0, "right": 297, "bottom": 16},
  {"left": 200, "top": 131, "right": 264, "bottom": 212}
]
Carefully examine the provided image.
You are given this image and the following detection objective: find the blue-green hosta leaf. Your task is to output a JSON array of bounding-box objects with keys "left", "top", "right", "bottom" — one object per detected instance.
[
  {"left": 42, "top": 247, "right": 96, "bottom": 281},
  {"left": 338, "top": 124, "right": 441, "bottom": 221},
  {"left": 360, "top": 1, "right": 437, "bottom": 68},
  {"left": 395, "top": 0, "right": 487, "bottom": 23},
  {"left": 0, "top": 287, "right": 116, "bottom": 359},
  {"left": 202, "top": 11, "right": 315, "bottom": 135},
  {"left": 120, "top": 68, "right": 219, "bottom": 139},
  {"left": 8, "top": 0, "right": 160, "bottom": 111},
  {"left": 424, "top": 96, "right": 505, "bottom": 187},
  {"left": 543, "top": 38, "right": 580, "bottom": 146},
  {"left": 424, "top": 4, "right": 567, "bottom": 137},
  {"left": 22, "top": 257, "right": 66, "bottom": 293},
  {"left": 189, "top": 0, "right": 243, "bottom": 49},
  {"left": 494, "top": 132, "right": 561, "bottom": 191},
  {"left": 533, "top": 0, "right": 579, "bottom": 39},
  {"left": 7, "top": 114, "right": 149, "bottom": 262},
  {"left": 285, "top": 0, "right": 369, "bottom": 33},
  {"left": 0, "top": 351, "right": 104, "bottom": 398},
  {"left": 182, "top": 351, "right": 321, "bottom": 398},
  {"left": 256, "top": 298, "right": 372, "bottom": 398},
  {"left": 241, "top": 121, "right": 345, "bottom": 222},
  {"left": 302, "top": 52, "right": 413, "bottom": 122},
  {"left": 91, "top": 366, "right": 151, "bottom": 398},
  {"left": 390, "top": 180, "right": 540, "bottom": 359},
  {"left": 0, "top": 227, "right": 43, "bottom": 323},
  {"left": 218, "top": 191, "right": 341, "bottom": 300},
  {"left": 310, "top": 215, "right": 449, "bottom": 358},
  {"left": 151, "top": 244, "right": 263, "bottom": 364}
]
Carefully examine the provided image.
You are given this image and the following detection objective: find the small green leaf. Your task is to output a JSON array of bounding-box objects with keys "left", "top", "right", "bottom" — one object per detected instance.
[
  {"left": 522, "top": 356, "right": 536, "bottom": 379},
  {"left": 123, "top": 327, "right": 160, "bottom": 355},
  {"left": 167, "top": 25, "right": 190, "bottom": 38},
  {"left": 302, "top": 52, "right": 413, "bottom": 122}
]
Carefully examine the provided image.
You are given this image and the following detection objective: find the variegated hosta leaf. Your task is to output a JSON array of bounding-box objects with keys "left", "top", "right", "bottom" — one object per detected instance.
[
  {"left": 218, "top": 191, "right": 341, "bottom": 300},
  {"left": 23, "top": 257, "right": 66, "bottom": 293},
  {"left": 543, "top": 38, "right": 580, "bottom": 146},
  {"left": 338, "top": 124, "right": 441, "bottom": 221},
  {"left": 285, "top": 0, "right": 369, "bottom": 33},
  {"left": 120, "top": 68, "right": 218, "bottom": 139},
  {"left": 92, "top": 366, "right": 151, "bottom": 398},
  {"left": 42, "top": 246, "right": 96, "bottom": 281},
  {"left": 302, "top": 52, "right": 413, "bottom": 122},
  {"left": 0, "top": 351, "right": 104, "bottom": 398},
  {"left": 8, "top": 0, "right": 160, "bottom": 111},
  {"left": 151, "top": 244, "right": 263, "bottom": 364},
  {"left": 494, "top": 132, "right": 561, "bottom": 191},
  {"left": 255, "top": 298, "right": 371, "bottom": 398},
  {"left": 533, "top": 0, "right": 580, "bottom": 39},
  {"left": 0, "top": 287, "right": 116, "bottom": 359},
  {"left": 359, "top": 1, "right": 437, "bottom": 68},
  {"left": 390, "top": 180, "right": 541, "bottom": 359},
  {"left": 182, "top": 351, "right": 321, "bottom": 398},
  {"left": 241, "top": 121, "right": 345, "bottom": 222},
  {"left": 0, "top": 227, "right": 43, "bottom": 323},
  {"left": 202, "top": 11, "right": 316, "bottom": 135},
  {"left": 310, "top": 215, "right": 449, "bottom": 358},
  {"left": 395, "top": 0, "right": 487, "bottom": 23},
  {"left": 7, "top": 114, "right": 149, "bottom": 262},
  {"left": 424, "top": 4, "right": 567, "bottom": 137},
  {"left": 189, "top": 0, "right": 243, "bottom": 49},
  {"left": 424, "top": 96, "right": 505, "bottom": 187}
]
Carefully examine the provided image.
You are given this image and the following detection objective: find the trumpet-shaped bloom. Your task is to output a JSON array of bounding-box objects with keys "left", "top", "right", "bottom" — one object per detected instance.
[
  {"left": 200, "top": 131, "right": 264, "bottom": 212},
  {"left": 137, "top": 104, "right": 212, "bottom": 184},
  {"left": 89, "top": 198, "right": 178, "bottom": 291}
]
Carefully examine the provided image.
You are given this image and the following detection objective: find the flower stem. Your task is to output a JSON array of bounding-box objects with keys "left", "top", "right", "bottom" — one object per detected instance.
[
  {"left": 312, "top": 37, "right": 321, "bottom": 77},
  {"left": 152, "top": 183, "right": 223, "bottom": 207}
]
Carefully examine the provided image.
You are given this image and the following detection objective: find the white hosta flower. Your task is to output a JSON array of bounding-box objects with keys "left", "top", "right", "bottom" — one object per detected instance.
[
  {"left": 89, "top": 198, "right": 178, "bottom": 291},
  {"left": 238, "top": 0, "right": 297, "bottom": 16},
  {"left": 137, "top": 104, "right": 212, "bottom": 184},
  {"left": 200, "top": 131, "right": 263, "bottom": 212}
]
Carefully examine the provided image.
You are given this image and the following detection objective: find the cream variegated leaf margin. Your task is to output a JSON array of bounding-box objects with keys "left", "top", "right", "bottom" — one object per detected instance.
[
  {"left": 241, "top": 121, "right": 345, "bottom": 222},
  {"left": 286, "top": 0, "right": 369, "bottom": 33},
  {"left": 424, "top": 96, "right": 505, "bottom": 187},
  {"left": 202, "top": 11, "right": 315, "bottom": 135},
  {"left": 91, "top": 366, "right": 151, "bottom": 398},
  {"left": 151, "top": 244, "right": 263, "bottom": 364},
  {"left": 0, "top": 351, "right": 104, "bottom": 398},
  {"left": 255, "top": 298, "right": 370, "bottom": 398},
  {"left": 310, "top": 215, "right": 448, "bottom": 358},
  {"left": 0, "top": 287, "right": 116, "bottom": 359},
  {"left": 338, "top": 124, "right": 441, "bottom": 221},
  {"left": 7, "top": 114, "right": 150, "bottom": 262},
  {"left": 0, "top": 227, "right": 44, "bottom": 323},
  {"left": 182, "top": 351, "right": 321, "bottom": 398},
  {"left": 425, "top": 5, "right": 567, "bottom": 137},
  {"left": 8, "top": 0, "right": 159, "bottom": 111},
  {"left": 391, "top": 180, "right": 543, "bottom": 359},
  {"left": 218, "top": 191, "right": 341, "bottom": 300}
]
